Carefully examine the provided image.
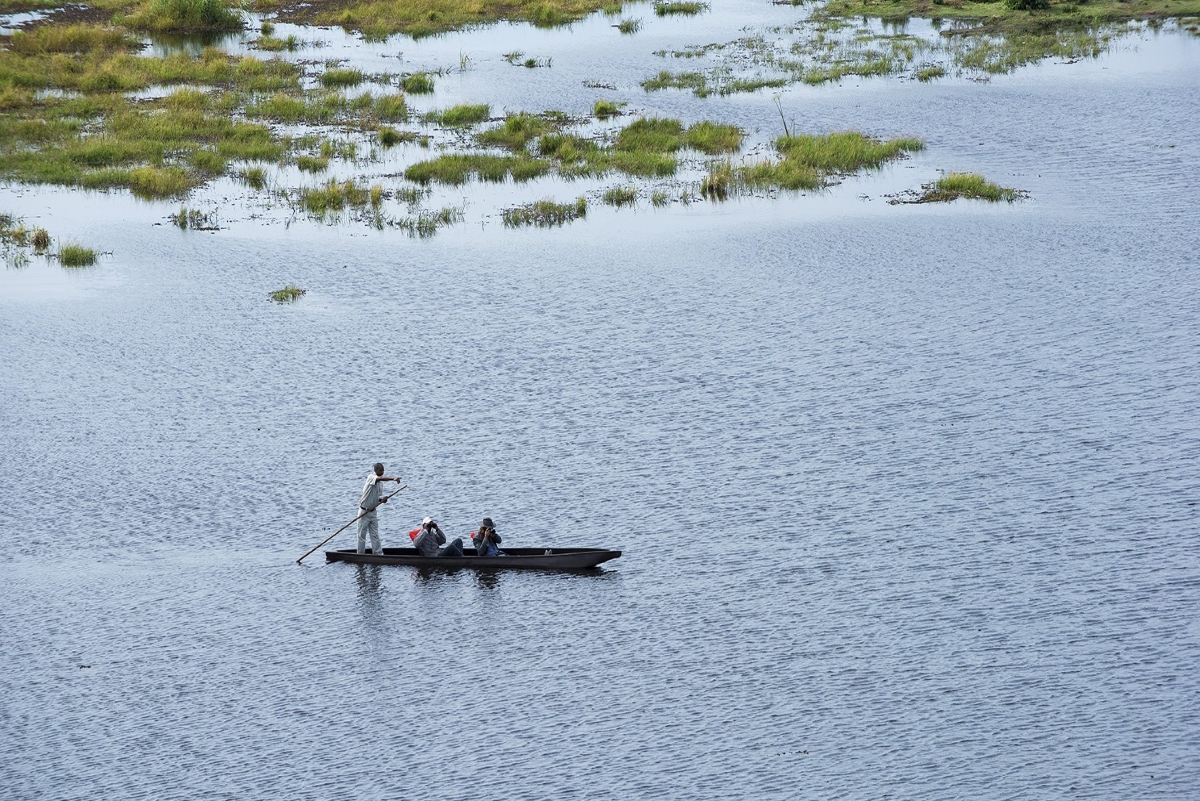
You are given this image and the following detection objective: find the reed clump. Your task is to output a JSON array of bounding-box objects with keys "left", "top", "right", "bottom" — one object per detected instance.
[
  {"left": 317, "top": 0, "right": 622, "bottom": 39},
  {"left": 653, "top": 1, "right": 709, "bottom": 15},
  {"left": 916, "top": 172, "right": 1023, "bottom": 202},
  {"left": 401, "top": 73, "right": 435, "bottom": 93},
  {"left": 477, "top": 112, "right": 558, "bottom": 151},
  {"left": 59, "top": 243, "right": 97, "bottom": 267},
  {"left": 617, "top": 17, "right": 643, "bottom": 33},
  {"left": 641, "top": 70, "right": 709, "bottom": 96},
  {"left": 320, "top": 68, "right": 366, "bottom": 88},
  {"left": 170, "top": 206, "right": 218, "bottom": 228},
  {"left": 119, "top": 0, "right": 244, "bottom": 34},
  {"left": 593, "top": 100, "right": 625, "bottom": 119},
  {"left": 425, "top": 104, "right": 491, "bottom": 127},
  {"left": 301, "top": 179, "right": 371, "bottom": 216},
  {"left": 270, "top": 285, "right": 306, "bottom": 302},
  {"left": 602, "top": 185, "right": 638, "bottom": 207},
  {"left": 502, "top": 197, "right": 587, "bottom": 227},
  {"left": 404, "top": 153, "right": 551, "bottom": 185}
]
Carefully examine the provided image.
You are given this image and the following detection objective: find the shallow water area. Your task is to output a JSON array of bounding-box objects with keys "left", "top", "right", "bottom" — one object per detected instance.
[{"left": 2, "top": 3, "right": 1200, "bottom": 800}]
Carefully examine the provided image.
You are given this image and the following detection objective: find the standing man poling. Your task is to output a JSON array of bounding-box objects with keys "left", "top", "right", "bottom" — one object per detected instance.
[{"left": 358, "top": 462, "right": 401, "bottom": 555}]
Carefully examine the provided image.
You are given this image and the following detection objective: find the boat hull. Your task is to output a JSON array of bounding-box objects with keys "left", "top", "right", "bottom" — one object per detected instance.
[{"left": 325, "top": 546, "right": 621, "bottom": 570}]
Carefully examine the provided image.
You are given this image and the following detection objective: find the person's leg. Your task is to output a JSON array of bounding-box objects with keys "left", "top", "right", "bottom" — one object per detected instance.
[
  {"left": 438, "top": 538, "right": 464, "bottom": 557},
  {"left": 357, "top": 512, "right": 370, "bottom": 554},
  {"left": 368, "top": 514, "right": 382, "bottom": 555}
]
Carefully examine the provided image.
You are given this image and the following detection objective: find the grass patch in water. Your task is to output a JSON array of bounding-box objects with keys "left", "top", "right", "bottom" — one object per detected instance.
[
  {"left": 915, "top": 172, "right": 1023, "bottom": 202},
  {"left": 170, "top": 206, "right": 218, "bottom": 228},
  {"left": 477, "top": 112, "right": 559, "bottom": 151},
  {"left": 118, "top": 0, "right": 244, "bottom": 34},
  {"left": 593, "top": 100, "right": 626, "bottom": 119},
  {"left": 320, "top": 68, "right": 366, "bottom": 88},
  {"left": 425, "top": 104, "right": 491, "bottom": 127},
  {"left": 309, "top": 0, "right": 626, "bottom": 39},
  {"left": 616, "top": 17, "right": 643, "bottom": 33},
  {"left": 641, "top": 70, "right": 709, "bottom": 96},
  {"left": 258, "top": 34, "right": 301, "bottom": 52},
  {"left": 401, "top": 72, "right": 435, "bottom": 93},
  {"left": 734, "top": 131, "right": 924, "bottom": 195},
  {"left": 502, "top": 196, "right": 587, "bottom": 228},
  {"left": 301, "top": 179, "right": 370, "bottom": 216},
  {"left": 653, "top": 1, "right": 708, "bottom": 15},
  {"left": 270, "top": 284, "right": 306, "bottom": 302},
  {"left": 58, "top": 243, "right": 97, "bottom": 266},
  {"left": 916, "top": 65, "right": 946, "bottom": 82},
  {"left": 404, "top": 153, "right": 551, "bottom": 185},
  {"left": 240, "top": 166, "right": 268, "bottom": 189},
  {"left": 296, "top": 154, "right": 329, "bottom": 172},
  {"left": 397, "top": 205, "right": 464, "bottom": 237},
  {"left": 602, "top": 185, "right": 638, "bottom": 207},
  {"left": 378, "top": 127, "right": 418, "bottom": 147}
]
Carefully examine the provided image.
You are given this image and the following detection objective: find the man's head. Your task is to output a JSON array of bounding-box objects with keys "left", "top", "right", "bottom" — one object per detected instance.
[
  {"left": 422, "top": 516, "right": 434, "bottom": 528},
  {"left": 373, "top": 462, "right": 384, "bottom": 476}
]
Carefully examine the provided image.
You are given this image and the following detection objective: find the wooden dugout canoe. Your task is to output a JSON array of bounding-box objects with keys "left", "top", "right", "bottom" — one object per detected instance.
[{"left": 325, "top": 546, "right": 622, "bottom": 570}]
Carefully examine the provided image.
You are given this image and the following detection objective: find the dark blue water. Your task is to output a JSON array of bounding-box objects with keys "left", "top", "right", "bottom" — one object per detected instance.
[{"left": 2, "top": 10, "right": 1199, "bottom": 801}]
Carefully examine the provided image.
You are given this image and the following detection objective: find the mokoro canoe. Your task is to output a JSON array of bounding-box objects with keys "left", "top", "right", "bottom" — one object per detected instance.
[{"left": 325, "top": 546, "right": 621, "bottom": 570}]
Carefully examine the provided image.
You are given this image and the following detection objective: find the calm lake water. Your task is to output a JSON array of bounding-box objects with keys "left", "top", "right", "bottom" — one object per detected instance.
[{"left": 2, "top": 4, "right": 1199, "bottom": 799}]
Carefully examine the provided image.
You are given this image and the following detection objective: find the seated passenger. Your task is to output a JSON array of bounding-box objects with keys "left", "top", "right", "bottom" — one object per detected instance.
[
  {"left": 472, "top": 517, "right": 505, "bottom": 557},
  {"left": 413, "top": 517, "right": 463, "bottom": 558}
]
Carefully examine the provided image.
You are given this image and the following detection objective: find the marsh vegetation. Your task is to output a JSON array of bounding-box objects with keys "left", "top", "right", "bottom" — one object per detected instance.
[
  {"left": 502, "top": 197, "right": 587, "bottom": 227},
  {"left": 899, "top": 172, "right": 1027, "bottom": 203},
  {"left": 269, "top": 284, "right": 306, "bottom": 302}
]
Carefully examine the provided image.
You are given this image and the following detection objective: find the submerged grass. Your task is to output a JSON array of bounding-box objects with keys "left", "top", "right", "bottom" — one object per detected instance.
[{"left": 502, "top": 197, "right": 587, "bottom": 228}]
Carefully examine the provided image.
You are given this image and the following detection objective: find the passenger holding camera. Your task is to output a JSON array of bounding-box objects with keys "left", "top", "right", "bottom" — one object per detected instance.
[
  {"left": 472, "top": 517, "right": 505, "bottom": 557},
  {"left": 413, "top": 517, "right": 464, "bottom": 558}
]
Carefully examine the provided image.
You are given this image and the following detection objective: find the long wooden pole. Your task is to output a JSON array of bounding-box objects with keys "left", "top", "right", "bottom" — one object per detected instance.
[{"left": 296, "top": 484, "right": 407, "bottom": 564}]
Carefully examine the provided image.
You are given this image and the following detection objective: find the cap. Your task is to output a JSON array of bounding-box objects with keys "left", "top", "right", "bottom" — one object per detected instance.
[{"left": 422, "top": 517, "right": 432, "bottom": 525}]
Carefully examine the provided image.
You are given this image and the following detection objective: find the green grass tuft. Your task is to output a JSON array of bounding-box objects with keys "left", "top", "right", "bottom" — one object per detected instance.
[
  {"left": 426, "top": 104, "right": 491, "bottom": 127},
  {"left": 502, "top": 196, "right": 587, "bottom": 228},
  {"left": 617, "top": 17, "right": 642, "bottom": 33},
  {"left": 269, "top": 284, "right": 306, "bottom": 302},
  {"left": 593, "top": 100, "right": 625, "bottom": 119},
  {"left": 918, "top": 172, "right": 1023, "bottom": 202},
  {"left": 121, "top": 0, "right": 243, "bottom": 34},
  {"left": 320, "top": 68, "right": 366, "bottom": 88},
  {"left": 59, "top": 243, "right": 97, "bottom": 267},
  {"left": 477, "top": 112, "right": 555, "bottom": 151},
  {"left": 401, "top": 72, "right": 435, "bottom": 93},
  {"left": 602, "top": 185, "right": 638, "bottom": 207},
  {"left": 653, "top": 1, "right": 709, "bottom": 15}
]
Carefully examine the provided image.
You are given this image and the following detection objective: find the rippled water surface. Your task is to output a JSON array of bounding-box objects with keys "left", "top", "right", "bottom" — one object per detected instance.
[{"left": 2, "top": 3, "right": 1200, "bottom": 799}]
